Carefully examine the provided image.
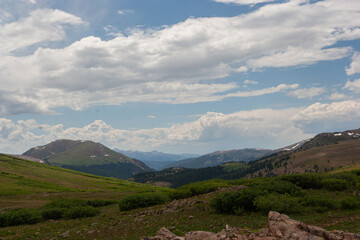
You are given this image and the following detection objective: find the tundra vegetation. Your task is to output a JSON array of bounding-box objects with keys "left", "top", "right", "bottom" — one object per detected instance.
[{"left": 2, "top": 154, "right": 360, "bottom": 239}]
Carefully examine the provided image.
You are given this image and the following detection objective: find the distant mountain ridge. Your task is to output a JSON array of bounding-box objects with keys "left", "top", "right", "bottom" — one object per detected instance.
[
  {"left": 131, "top": 128, "right": 360, "bottom": 187},
  {"left": 114, "top": 149, "right": 199, "bottom": 170},
  {"left": 23, "top": 139, "right": 153, "bottom": 179},
  {"left": 165, "top": 148, "right": 274, "bottom": 169},
  {"left": 130, "top": 162, "right": 248, "bottom": 188},
  {"left": 295, "top": 129, "right": 360, "bottom": 151}
]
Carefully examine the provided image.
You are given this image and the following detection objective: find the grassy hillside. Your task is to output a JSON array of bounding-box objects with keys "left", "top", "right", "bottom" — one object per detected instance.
[
  {"left": 2, "top": 168, "right": 360, "bottom": 239},
  {"left": 23, "top": 140, "right": 153, "bottom": 179},
  {"left": 250, "top": 138, "right": 360, "bottom": 177},
  {"left": 0, "top": 154, "right": 167, "bottom": 209}
]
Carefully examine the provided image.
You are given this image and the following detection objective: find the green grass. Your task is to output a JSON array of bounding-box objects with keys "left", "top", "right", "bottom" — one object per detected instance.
[
  {"left": 222, "top": 162, "right": 248, "bottom": 172},
  {"left": 0, "top": 154, "right": 170, "bottom": 209},
  {"left": 2, "top": 154, "right": 360, "bottom": 239},
  {"left": 3, "top": 190, "right": 360, "bottom": 240}
]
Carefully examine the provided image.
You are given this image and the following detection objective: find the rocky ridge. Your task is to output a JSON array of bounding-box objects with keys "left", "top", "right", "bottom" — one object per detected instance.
[{"left": 143, "top": 211, "right": 360, "bottom": 240}]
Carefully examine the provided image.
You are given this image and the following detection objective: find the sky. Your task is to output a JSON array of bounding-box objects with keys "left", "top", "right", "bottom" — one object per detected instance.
[{"left": 0, "top": 0, "right": 360, "bottom": 155}]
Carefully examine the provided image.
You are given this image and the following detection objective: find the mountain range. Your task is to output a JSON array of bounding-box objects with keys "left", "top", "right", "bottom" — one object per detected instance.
[
  {"left": 22, "top": 139, "right": 153, "bottom": 179},
  {"left": 165, "top": 148, "right": 273, "bottom": 169},
  {"left": 17, "top": 128, "right": 360, "bottom": 185},
  {"left": 130, "top": 128, "right": 360, "bottom": 187},
  {"left": 114, "top": 149, "right": 198, "bottom": 170}
]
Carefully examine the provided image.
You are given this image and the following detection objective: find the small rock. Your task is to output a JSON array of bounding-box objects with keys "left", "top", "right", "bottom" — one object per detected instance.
[
  {"left": 274, "top": 230, "right": 283, "bottom": 238},
  {"left": 60, "top": 230, "right": 70, "bottom": 238},
  {"left": 225, "top": 224, "right": 231, "bottom": 231},
  {"left": 185, "top": 231, "right": 217, "bottom": 240}
]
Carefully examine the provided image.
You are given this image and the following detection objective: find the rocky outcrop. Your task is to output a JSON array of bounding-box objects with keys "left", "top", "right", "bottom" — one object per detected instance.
[
  {"left": 267, "top": 211, "right": 360, "bottom": 240},
  {"left": 143, "top": 211, "right": 360, "bottom": 240}
]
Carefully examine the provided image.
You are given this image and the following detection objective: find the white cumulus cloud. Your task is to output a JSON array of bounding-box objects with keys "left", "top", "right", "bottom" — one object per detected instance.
[
  {"left": 0, "top": 1, "right": 360, "bottom": 115},
  {"left": 0, "top": 108, "right": 314, "bottom": 154},
  {"left": 2, "top": 98, "right": 360, "bottom": 154},
  {"left": 344, "top": 79, "right": 360, "bottom": 94},
  {"left": 0, "top": 9, "right": 84, "bottom": 54},
  {"left": 288, "top": 87, "right": 326, "bottom": 99},
  {"left": 346, "top": 52, "right": 360, "bottom": 75},
  {"left": 292, "top": 100, "right": 360, "bottom": 127},
  {"left": 328, "top": 92, "right": 348, "bottom": 101}
]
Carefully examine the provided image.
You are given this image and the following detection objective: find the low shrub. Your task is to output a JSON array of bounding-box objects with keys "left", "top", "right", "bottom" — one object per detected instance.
[
  {"left": 313, "top": 206, "right": 330, "bottom": 213},
  {"left": 253, "top": 180, "right": 304, "bottom": 197},
  {"left": 0, "top": 209, "right": 41, "bottom": 227},
  {"left": 340, "top": 197, "right": 360, "bottom": 210},
  {"left": 322, "top": 178, "right": 348, "bottom": 191},
  {"left": 211, "top": 188, "right": 267, "bottom": 214},
  {"left": 330, "top": 172, "right": 357, "bottom": 186},
  {"left": 177, "top": 180, "right": 230, "bottom": 197},
  {"left": 63, "top": 206, "right": 100, "bottom": 219},
  {"left": 41, "top": 207, "right": 64, "bottom": 220},
  {"left": 351, "top": 170, "right": 360, "bottom": 176},
  {"left": 169, "top": 189, "right": 192, "bottom": 200},
  {"left": 280, "top": 173, "right": 325, "bottom": 189},
  {"left": 87, "top": 199, "right": 117, "bottom": 207},
  {"left": 40, "top": 198, "right": 111, "bottom": 221},
  {"left": 42, "top": 199, "right": 88, "bottom": 209},
  {"left": 301, "top": 196, "right": 339, "bottom": 210},
  {"left": 118, "top": 192, "right": 169, "bottom": 211},
  {"left": 254, "top": 193, "right": 302, "bottom": 214}
]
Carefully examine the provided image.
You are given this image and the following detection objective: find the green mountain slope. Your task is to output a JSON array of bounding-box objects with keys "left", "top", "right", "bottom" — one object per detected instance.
[
  {"left": 165, "top": 148, "right": 273, "bottom": 169},
  {"left": 23, "top": 140, "right": 153, "bottom": 179},
  {"left": 0, "top": 154, "right": 163, "bottom": 197}
]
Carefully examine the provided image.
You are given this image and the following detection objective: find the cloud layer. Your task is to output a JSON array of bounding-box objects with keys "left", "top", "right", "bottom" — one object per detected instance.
[
  {"left": 0, "top": 0, "right": 360, "bottom": 115},
  {"left": 2, "top": 98, "right": 360, "bottom": 154}
]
